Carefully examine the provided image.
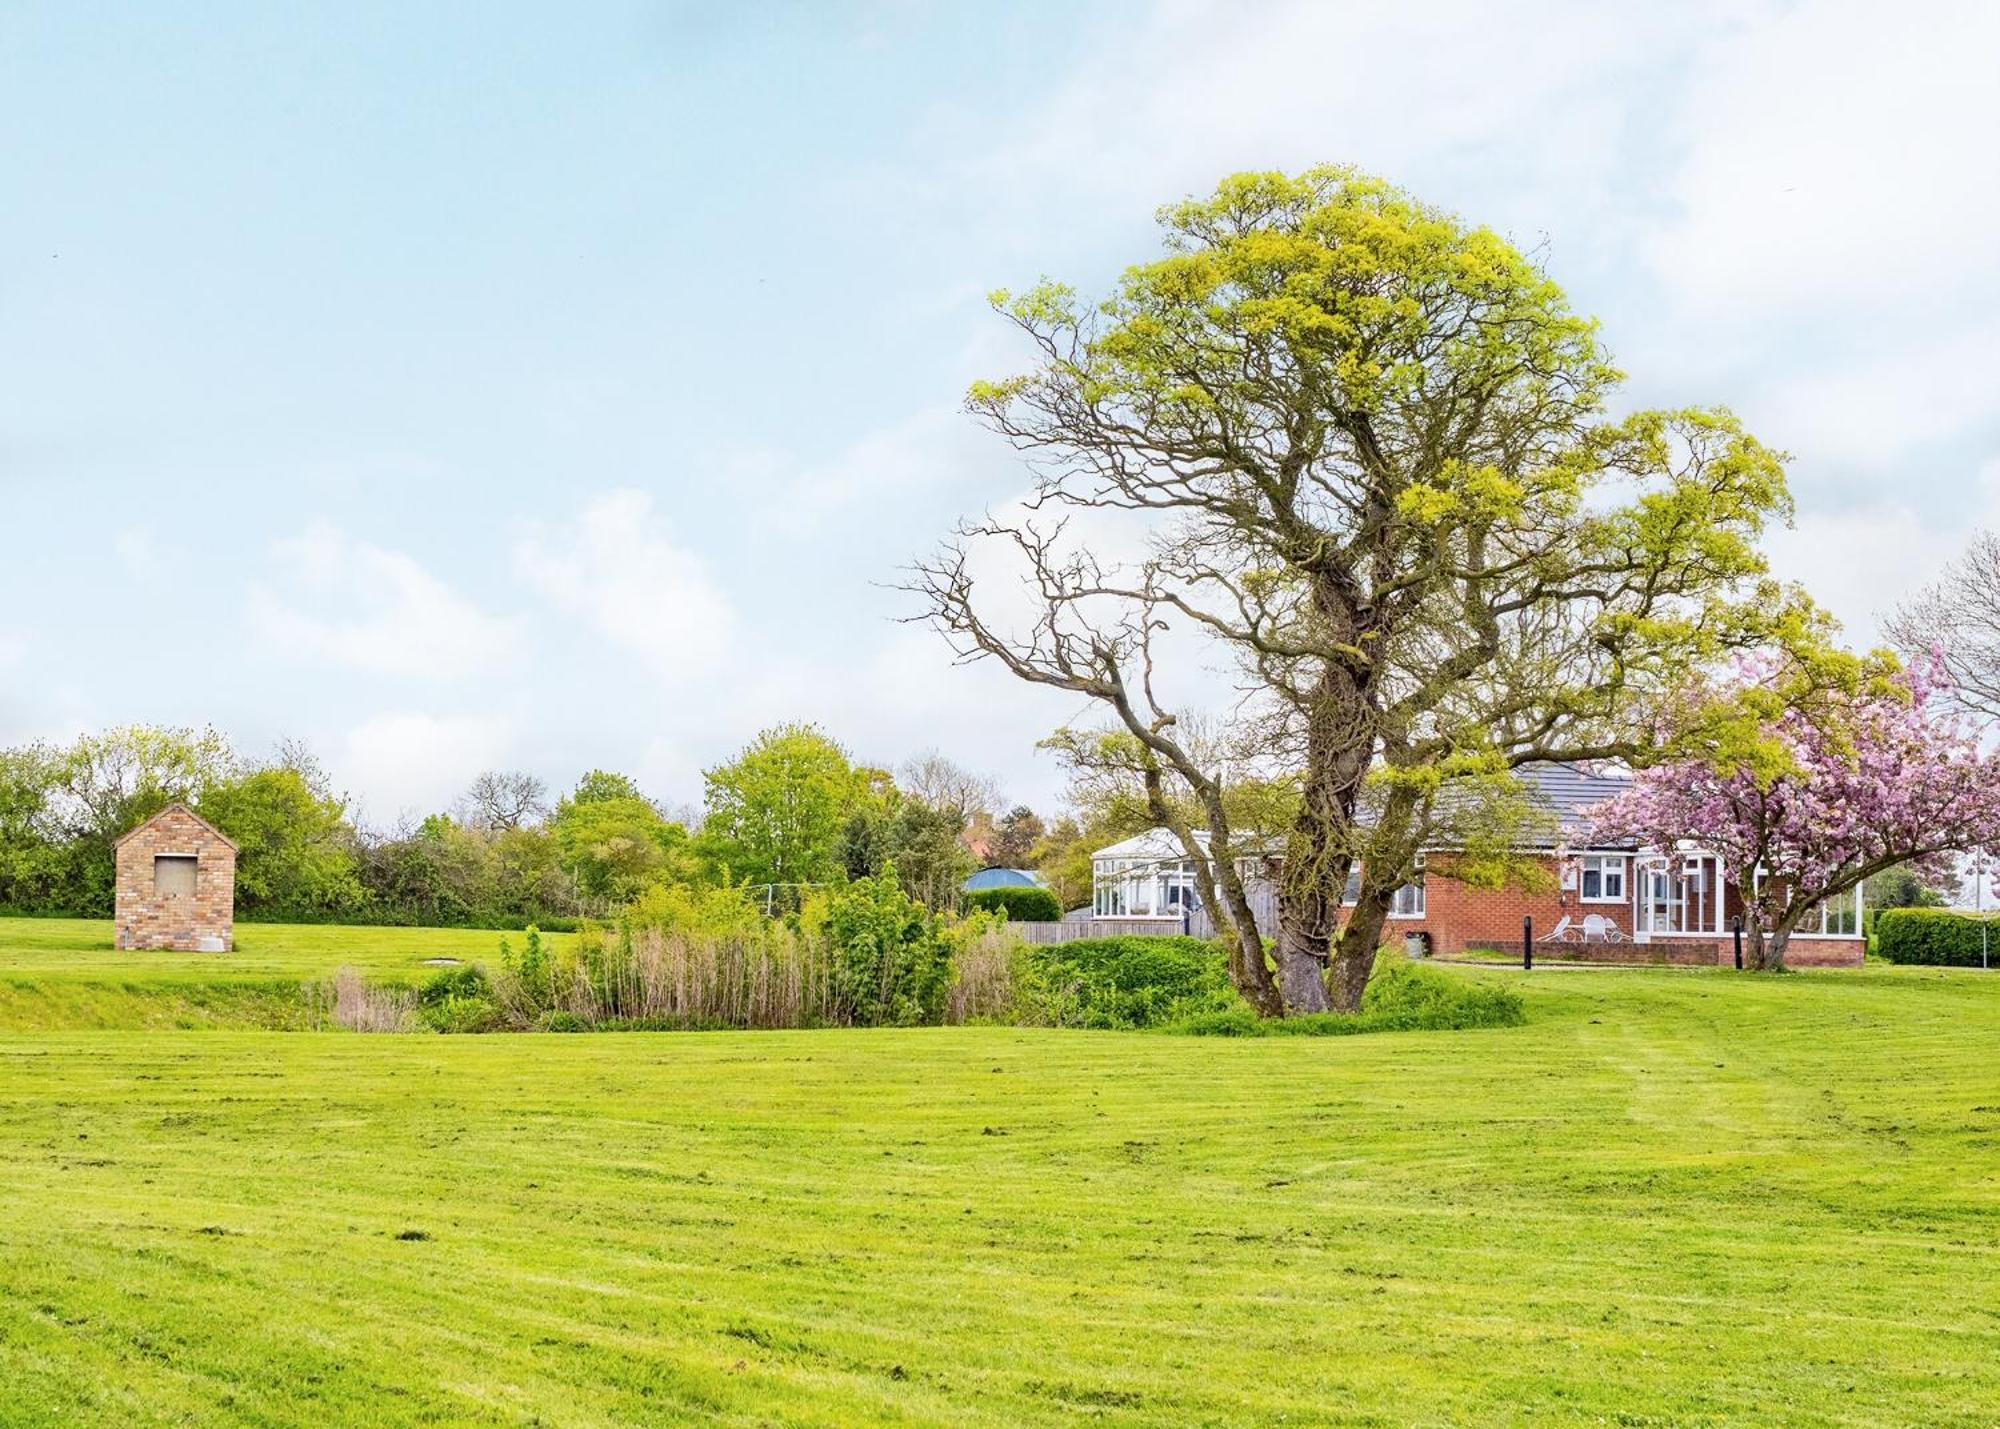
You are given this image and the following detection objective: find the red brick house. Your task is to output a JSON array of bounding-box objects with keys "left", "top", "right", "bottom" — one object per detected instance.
[
  {"left": 113, "top": 804, "right": 237, "bottom": 952},
  {"left": 1087, "top": 764, "right": 1864, "bottom": 967}
]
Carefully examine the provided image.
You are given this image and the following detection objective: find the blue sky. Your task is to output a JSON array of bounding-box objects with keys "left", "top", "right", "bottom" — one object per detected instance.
[{"left": 4, "top": 1, "right": 1997, "bottom": 822}]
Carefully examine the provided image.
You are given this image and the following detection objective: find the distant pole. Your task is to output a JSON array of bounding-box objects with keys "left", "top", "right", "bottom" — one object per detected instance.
[
  {"left": 1523, "top": 915, "right": 1533, "bottom": 971},
  {"left": 1980, "top": 856, "right": 1990, "bottom": 971},
  {"left": 1732, "top": 915, "right": 1743, "bottom": 971}
]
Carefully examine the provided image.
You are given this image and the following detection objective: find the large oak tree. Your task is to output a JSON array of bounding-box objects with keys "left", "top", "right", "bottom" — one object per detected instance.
[{"left": 914, "top": 167, "right": 1816, "bottom": 1014}]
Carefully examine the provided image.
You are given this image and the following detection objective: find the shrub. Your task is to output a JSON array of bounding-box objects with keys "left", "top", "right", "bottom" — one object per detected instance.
[
  {"left": 815, "top": 866, "right": 953, "bottom": 1026},
  {"left": 1170, "top": 958, "right": 1524, "bottom": 1037},
  {"left": 1168, "top": 1006, "right": 1263, "bottom": 1037},
  {"left": 417, "top": 964, "right": 497, "bottom": 1033},
  {"left": 1875, "top": 907, "right": 2000, "bottom": 966},
  {"left": 420, "top": 964, "right": 491, "bottom": 1006},
  {"left": 622, "top": 881, "right": 763, "bottom": 939},
  {"left": 421, "top": 993, "right": 499, "bottom": 1034},
  {"left": 963, "top": 886, "right": 1062, "bottom": 922},
  {"left": 1355, "top": 958, "right": 1525, "bottom": 1030},
  {"left": 1024, "top": 935, "right": 1236, "bottom": 1029}
]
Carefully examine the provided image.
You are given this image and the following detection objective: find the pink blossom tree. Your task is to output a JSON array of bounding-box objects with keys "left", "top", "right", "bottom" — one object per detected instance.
[{"left": 1592, "top": 654, "right": 2000, "bottom": 970}]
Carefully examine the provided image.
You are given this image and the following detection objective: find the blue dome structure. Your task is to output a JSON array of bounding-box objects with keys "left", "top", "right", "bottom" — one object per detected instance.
[{"left": 962, "top": 867, "right": 1045, "bottom": 892}]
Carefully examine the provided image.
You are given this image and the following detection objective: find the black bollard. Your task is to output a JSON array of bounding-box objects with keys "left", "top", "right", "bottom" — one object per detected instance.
[
  {"left": 1731, "top": 915, "right": 1743, "bottom": 970},
  {"left": 1523, "top": 914, "right": 1533, "bottom": 971}
]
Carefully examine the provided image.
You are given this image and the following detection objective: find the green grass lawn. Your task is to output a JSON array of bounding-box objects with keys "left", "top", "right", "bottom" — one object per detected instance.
[
  {"left": 0, "top": 917, "right": 570, "bottom": 1031},
  {"left": 2, "top": 952, "right": 1998, "bottom": 1425},
  {"left": 0, "top": 915, "right": 554, "bottom": 982}
]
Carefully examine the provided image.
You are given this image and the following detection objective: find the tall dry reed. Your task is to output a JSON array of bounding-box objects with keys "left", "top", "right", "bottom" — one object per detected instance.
[
  {"left": 312, "top": 967, "right": 419, "bottom": 1032},
  {"left": 551, "top": 923, "right": 845, "bottom": 1028},
  {"left": 946, "top": 925, "right": 1026, "bottom": 1024}
]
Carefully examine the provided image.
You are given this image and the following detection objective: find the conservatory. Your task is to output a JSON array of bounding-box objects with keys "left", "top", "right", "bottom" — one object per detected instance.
[
  {"left": 1633, "top": 851, "right": 1864, "bottom": 940},
  {"left": 1090, "top": 829, "right": 1206, "bottom": 919}
]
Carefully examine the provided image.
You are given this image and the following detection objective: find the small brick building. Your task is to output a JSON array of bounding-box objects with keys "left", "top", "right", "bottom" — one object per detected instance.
[{"left": 114, "top": 804, "right": 237, "bottom": 952}]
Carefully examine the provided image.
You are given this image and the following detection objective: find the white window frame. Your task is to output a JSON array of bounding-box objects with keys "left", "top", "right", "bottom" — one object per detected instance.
[
  {"left": 1635, "top": 852, "right": 1724, "bottom": 938},
  {"left": 1092, "top": 856, "right": 1199, "bottom": 921},
  {"left": 1092, "top": 858, "right": 1127, "bottom": 918},
  {"left": 1578, "top": 853, "right": 1626, "bottom": 904},
  {"left": 1794, "top": 884, "right": 1864, "bottom": 939},
  {"left": 1388, "top": 855, "right": 1426, "bottom": 920},
  {"left": 1749, "top": 869, "right": 1865, "bottom": 940}
]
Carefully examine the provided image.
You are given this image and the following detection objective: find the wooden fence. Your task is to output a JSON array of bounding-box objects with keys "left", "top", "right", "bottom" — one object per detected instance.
[{"left": 1010, "top": 913, "right": 1220, "bottom": 944}]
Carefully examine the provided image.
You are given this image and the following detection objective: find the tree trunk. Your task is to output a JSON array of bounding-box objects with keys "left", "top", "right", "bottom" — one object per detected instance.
[
  {"left": 1329, "top": 899, "right": 1387, "bottom": 1013},
  {"left": 1271, "top": 865, "right": 1335, "bottom": 1013},
  {"left": 1229, "top": 922, "right": 1284, "bottom": 1018},
  {"left": 1273, "top": 664, "right": 1379, "bottom": 1016},
  {"left": 1743, "top": 923, "right": 1789, "bottom": 972}
]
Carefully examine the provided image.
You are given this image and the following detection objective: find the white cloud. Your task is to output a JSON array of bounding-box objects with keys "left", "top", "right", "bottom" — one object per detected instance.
[
  {"left": 771, "top": 407, "right": 996, "bottom": 533},
  {"left": 1765, "top": 456, "right": 2000, "bottom": 644},
  {"left": 340, "top": 712, "right": 513, "bottom": 823},
  {"left": 514, "top": 489, "right": 738, "bottom": 676},
  {"left": 1648, "top": 1, "right": 2000, "bottom": 318},
  {"left": 1766, "top": 504, "right": 1935, "bottom": 646},
  {"left": 1633, "top": 2, "right": 2000, "bottom": 486},
  {"left": 939, "top": 0, "right": 1698, "bottom": 263},
  {"left": 249, "top": 519, "right": 519, "bottom": 679},
  {"left": 1750, "top": 322, "right": 2000, "bottom": 468}
]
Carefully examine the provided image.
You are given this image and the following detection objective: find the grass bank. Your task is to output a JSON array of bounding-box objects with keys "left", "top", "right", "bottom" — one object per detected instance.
[
  {"left": 0, "top": 918, "right": 573, "bottom": 1030},
  {"left": 0, "top": 916, "right": 560, "bottom": 982},
  {"left": 1, "top": 965, "right": 1997, "bottom": 1423}
]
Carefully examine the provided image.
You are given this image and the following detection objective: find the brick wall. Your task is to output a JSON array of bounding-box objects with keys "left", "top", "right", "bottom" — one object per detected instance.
[
  {"left": 113, "top": 806, "right": 236, "bottom": 952},
  {"left": 1360, "top": 854, "right": 1573, "bottom": 956}
]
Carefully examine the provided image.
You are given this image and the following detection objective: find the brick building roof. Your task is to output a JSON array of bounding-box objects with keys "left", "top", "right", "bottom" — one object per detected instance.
[{"left": 113, "top": 803, "right": 239, "bottom": 852}]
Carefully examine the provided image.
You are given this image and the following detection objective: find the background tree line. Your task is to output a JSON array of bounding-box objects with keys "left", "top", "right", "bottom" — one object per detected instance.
[{"left": 0, "top": 721, "right": 1108, "bottom": 927}]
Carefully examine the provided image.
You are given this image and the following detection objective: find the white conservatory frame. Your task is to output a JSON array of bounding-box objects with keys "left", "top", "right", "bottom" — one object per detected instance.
[{"left": 1632, "top": 850, "right": 1865, "bottom": 941}]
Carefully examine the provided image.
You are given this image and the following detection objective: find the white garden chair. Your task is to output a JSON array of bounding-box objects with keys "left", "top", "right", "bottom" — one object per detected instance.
[
  {"left": 1582, "top": 913, "right": 1625, "bottom": 943},
  {"left": 1545, "top": 915, "right": 1576, "bottom": 943}
]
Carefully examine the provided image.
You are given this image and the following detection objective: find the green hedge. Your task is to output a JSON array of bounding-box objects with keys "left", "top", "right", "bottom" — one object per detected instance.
[
  {"left": 964, "top": 886, "right": 1063, "bottom": 922},
  {"left": 1875, "top": 907, "right": 2000, "bottom": 966}
]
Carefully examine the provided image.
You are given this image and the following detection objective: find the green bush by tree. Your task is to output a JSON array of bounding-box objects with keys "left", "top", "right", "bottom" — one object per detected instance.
[
  {"left": 1875, "top": 908, "right": 2000, "bottom": 966},
  {"left": 417, "top": 963, "right": 499, "bottom": 1033},
  {"left": 963, "top": 885, "right": 1062, "bottom": 922},
  {"left": 1021, "top": 935, "right": 1237, "bottom": 1030},
  {"left": 1171, "top": 957, "right": 1525, "bottom": 1036}
]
